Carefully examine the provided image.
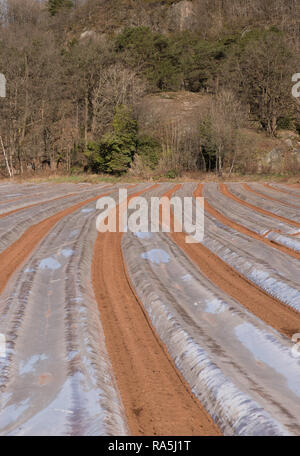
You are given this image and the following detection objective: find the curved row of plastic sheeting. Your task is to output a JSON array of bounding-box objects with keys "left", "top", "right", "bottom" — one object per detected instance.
[
  {"left": 0, "top": 184, "right": 119, "bottom": 253},
  {"left": 0, "top": 183, "right": 106, "bottom": 213},
  {"left": 246, "top": 183, "right": 300, "bottom": 206},
  {"left": 0, "top": 182, "right": 95, "bottom": 214},
  {"left": 227, "top": 183, "right": 300, "bottom": 223},
  {"left": 269, "top": 183, "right": 300, "bottom": 196},
  {"left": 0, "top": 182, "right": 61, "bottom": 200},
  {"left": 176, "top": 184, "right": 300, "bottom": 312},
  {"left": 0, "top": 181, "right": 298, "bottom": 436},
  {"left": 122, "top": 229, "right": 300, "bottom": 435},
  {"left": 0, "top": 185, "right": 140, "bottom": 435},
  {"left": 203, "top": 183, "right": 300, "bottom": 253},
  {"left": 264, "top": 231, "right": 300, "bottom": 253}
]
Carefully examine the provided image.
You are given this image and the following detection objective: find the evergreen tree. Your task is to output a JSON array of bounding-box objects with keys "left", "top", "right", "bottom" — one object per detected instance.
[
  {"left": 48, "top": 0, "right": 73, "bottom": 16},
  {"left": 85, "top": 106, "right": 138, "bottom": 175}
]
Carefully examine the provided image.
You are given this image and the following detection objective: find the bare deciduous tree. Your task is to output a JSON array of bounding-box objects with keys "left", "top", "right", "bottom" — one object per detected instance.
[{"left": 91, "top": 63, "right": 147, "bottom": 138}]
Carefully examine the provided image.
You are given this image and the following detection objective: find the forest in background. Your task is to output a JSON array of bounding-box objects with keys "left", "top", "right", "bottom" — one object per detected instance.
[{"left": 0, "top": 0, "right": 299, "bottom": 178}]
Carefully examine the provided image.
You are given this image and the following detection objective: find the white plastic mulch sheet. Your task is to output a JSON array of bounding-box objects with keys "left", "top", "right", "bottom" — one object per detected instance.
[
  {"left": 227, "top": 182, "right": 300, "bottom": 223},
  {"left": 123, "top": 227, "right": 300, "bottom": 436},
  {"left": 203, "top": 183, "right": 300, "bottom": 253},
  {"left": 0, "top": 185, "right": 155, "bottom": 435},
  {"left": 176, "top": 184, "right": 300, "bottom": 312},
  {"left": 0, "top": 183, "right": 115, "bottom": 253}
]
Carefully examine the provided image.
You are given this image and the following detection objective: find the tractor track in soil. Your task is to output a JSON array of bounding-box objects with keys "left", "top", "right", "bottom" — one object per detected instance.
[
  {"left": 163, "top": 185, "right": 300, "bottom": 339},
  {"left": 91, "top": 184, "right": 221, "bottom": 436}
]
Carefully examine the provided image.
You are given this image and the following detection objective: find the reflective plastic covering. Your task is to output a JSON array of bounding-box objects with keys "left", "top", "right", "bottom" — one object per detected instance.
[
  {"left": 178, "top": 184, "right": 300, "bottom": 312},
  {"left": 123, "top": 228, "right": 300, "bottom": 435},
  {"left": 0, "top": 185, "right": 143, "bottom": 435}
]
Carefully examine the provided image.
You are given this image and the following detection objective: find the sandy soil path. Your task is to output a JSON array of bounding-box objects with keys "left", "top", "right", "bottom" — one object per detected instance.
[
  {"left": 221, "top": 183, "right": 300, "bottom": 229},
  {"left": 264, "top": 183, "right": 300, "bottom": 196},
  {"left": 91, "top": 184, "right": 221, "bottom": 436},
  {"left": 0, "top": 191, "right": 114, "bottom": 295},
  {"left": 163, "top": 185, "right": 300, "bottom": 339},
  {"left": 201, "top": 184, "right": 300, "bottom": 260},
  {"left": 244, "top": 184, "right": 300, "bottom": 208}
]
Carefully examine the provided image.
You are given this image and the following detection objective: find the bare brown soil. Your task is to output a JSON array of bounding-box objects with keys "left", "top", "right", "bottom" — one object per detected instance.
[
  {"left": 220, "top": 183, "right": 300, "bottom": 229},
  {"left": 0, "top": 183, "right": 95, "bottom": 206},
  {"left": 163, "top": 186, "right": 300, "bottom": 339},
  {"left": 242, "top": 184, "right": 300, "bottom": 208},
  {"left": 264, "top": 183, "right": 300, "bottom": 196},
  {"left": 0, "top": 195, "right": 28, "bottom": 205},
  {"left": 0, "top": 191, "right": 82, "bottom": 219},
  {"left": 1, "top": 181, "right": 299, "bottom": 435},
  {"left": 91, "top": 185, "right": 221, "bottom": 436},
  {"left": 201, "top": 184, "right": 300, "bottom": 260},
  {"left": 0, "top": 191, "right": 114, "bottom": 295}
]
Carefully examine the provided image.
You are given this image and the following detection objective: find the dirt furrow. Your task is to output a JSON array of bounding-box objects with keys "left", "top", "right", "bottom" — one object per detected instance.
[
  {"left": 264, "top": 183, "right": 300, "bottom": 197},
  {"left": 0, "top": 196, "right": 129, "bottom": 436},
  {"left": 0, "top": 190, "right": 115, "bottom": 296},
  {"left": 0, "top": 192, "right": 80, "bottom": 219},
  {"left": 91, "top": 184, "right": 221, "bottom": 436},
  {"left": 199, "top": 184, "right": 300, "bottom": 260},
  {"left": 220, "top": 183, "right": 300, "bottom": 229},
  {"left": 243, "top": 184, "right": 300, "bottom": 208},
  {"left": 0, "top": 183, "right": 90, "bottom": 205},
  {"left": 163, "top": 185, "right": 300, "bottom": 339},
  {"left": 0, "top": 184, "right": 110, "bottom": 219},
  {"left": 123, "top": 228, "right": 300, "bottom": 435}
]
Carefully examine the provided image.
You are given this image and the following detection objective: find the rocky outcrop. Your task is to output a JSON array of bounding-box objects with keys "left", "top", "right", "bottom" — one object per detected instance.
[
  {"left": 167, "top": 0, "right": 198, "bottom": 31},
  {"left": 137, "top": 92, "right": 300, "bottom": 174},
  {"left": 260, "top": 131, "right": 300, "bottom": 173},
  {"left": 136, "top": 91, "right": 210, "bottom": 137}
]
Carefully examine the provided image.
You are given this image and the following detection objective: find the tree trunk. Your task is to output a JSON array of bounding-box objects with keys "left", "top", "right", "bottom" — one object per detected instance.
[
  {"left": 84, "top": 94, "right": 88, "bottom": 147},
  {"left": 0, "top": 135, "right": 12, "bottom": 178},
  {"left": 199, "top": 146, "right": 206, "bottom": 172}
]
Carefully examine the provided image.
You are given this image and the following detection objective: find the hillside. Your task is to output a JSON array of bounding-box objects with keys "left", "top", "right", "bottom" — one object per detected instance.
[{"left": 0, "top": 0, "right": 299, "bottom": 178}]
